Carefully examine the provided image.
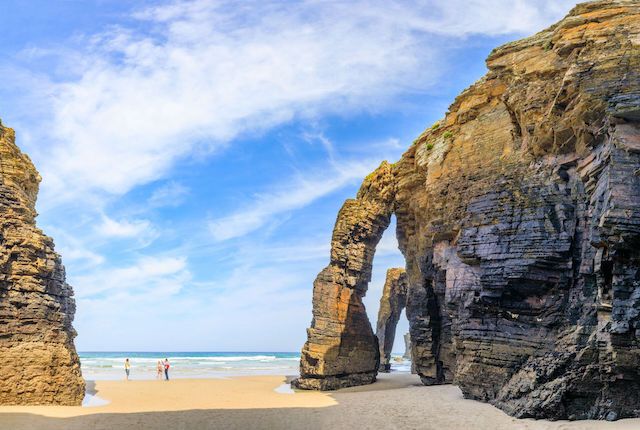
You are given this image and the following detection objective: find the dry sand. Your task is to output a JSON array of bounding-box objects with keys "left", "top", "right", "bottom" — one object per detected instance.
[{"left": 1, "top": 374, "right": 639, "bottom": 429}]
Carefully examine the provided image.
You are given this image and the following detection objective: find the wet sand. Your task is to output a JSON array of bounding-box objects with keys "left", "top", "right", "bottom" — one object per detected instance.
[{"left": 1, "top": 374, "right": 639, "bottom": 429}]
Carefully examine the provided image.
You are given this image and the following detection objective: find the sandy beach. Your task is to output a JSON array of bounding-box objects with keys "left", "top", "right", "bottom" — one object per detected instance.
[{"left": 0, "top": 374, "right": 639, "bottom": 429}]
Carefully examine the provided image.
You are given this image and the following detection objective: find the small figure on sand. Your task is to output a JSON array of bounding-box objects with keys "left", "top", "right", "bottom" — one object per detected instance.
[
  {"left": 164, "top": 358, "right": 170, "bottom": 380},
  {"left": 125, "top": 358, "right": 131, "bottom": 381},
  {"left": 156, "top": 360, "right": 163, "bottom": 380}
]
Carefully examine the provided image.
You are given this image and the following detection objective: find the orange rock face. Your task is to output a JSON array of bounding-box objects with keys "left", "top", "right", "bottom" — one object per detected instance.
[{"left": 0, "top": 121, "right": 85, "bottom": 405}]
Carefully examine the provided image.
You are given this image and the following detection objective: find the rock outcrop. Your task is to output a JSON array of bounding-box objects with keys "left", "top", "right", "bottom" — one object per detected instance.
[
  {"left": 375, "top": 268, "right": 408, "bottom": 372},
  {"left": 402, "top": 333, "right": 411, "bottom": 360},
  {"left": 0, "top": 120, "right": 84, "bottom": 405},
  {"left": 297, "top": 0, "right": 640, "bottom": 420},
  {"left": 292, "top": 162, "right": 395, "bottom": 390}
]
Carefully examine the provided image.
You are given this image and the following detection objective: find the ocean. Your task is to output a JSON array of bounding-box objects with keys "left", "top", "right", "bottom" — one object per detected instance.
[{"left": 79, "top": 351, "right": 411, "bottom": 380}]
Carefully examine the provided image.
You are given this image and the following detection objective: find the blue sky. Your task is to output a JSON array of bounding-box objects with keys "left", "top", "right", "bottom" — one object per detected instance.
[{"left": 0, "top": 0, "right": 578, "bottom": 352}]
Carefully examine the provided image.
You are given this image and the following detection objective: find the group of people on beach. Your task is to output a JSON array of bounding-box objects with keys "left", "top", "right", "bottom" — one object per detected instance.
[{"left": 124, "top": 358, "right": 170, "bottom": 381}]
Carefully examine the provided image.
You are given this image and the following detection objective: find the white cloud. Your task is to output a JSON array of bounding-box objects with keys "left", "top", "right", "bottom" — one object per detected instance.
[
  {"left": 96, "top": 215, "right": 155, "bottom": 239},
  {"left": 2, "top": 0, "right": 582, "bottom": 351},
  {"left": 12, "top": 0, "right": 576, "bottom": 203},
  {"left": 72, "top": 255, "right": 190, "bottom": 298},
  {"left": 57, "top": 246, "right": 105, "bottom": 266},
  {"left": 208, "top": 157, "right": 383, "bottom": 241},
  {"left": 73, "top": 256, "right": 312, "bottom": 350},
  {"left": 148, "top": 181, "right": 189, "bottom": 208}
]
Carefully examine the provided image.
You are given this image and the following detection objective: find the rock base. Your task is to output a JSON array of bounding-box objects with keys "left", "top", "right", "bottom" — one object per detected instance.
[{"left": 292, "top": 372, "right": 377, "bottom": 391}]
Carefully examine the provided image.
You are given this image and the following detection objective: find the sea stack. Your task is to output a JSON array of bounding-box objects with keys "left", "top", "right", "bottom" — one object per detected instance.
[
  {"left": 375, "top": 268, "right": 408, "bottom": 372},
  {"left": 402, "top": 333, "right": 411, "bottom": 360},
  {"left": 292, "top": 161, "right": 395, "bottom": 390},
  {"left": 0, "top": 120, "right": 84, "bottom": 405},
  {"left": 296, "top": 0, "right": 640, "bottom": 421}
]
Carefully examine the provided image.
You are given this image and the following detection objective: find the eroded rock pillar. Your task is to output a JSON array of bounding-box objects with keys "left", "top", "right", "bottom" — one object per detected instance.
[
  {"left": 293, "top": 162, "right": 396, "bottom": 390},
  {"left": 403, "top": 333, "right": 411, "bottom": 359},
  {"left": 375, "top": 268, "right": 408, "bottom": 372},
  {"left": 0, "top": 121, "right": 85, "bottom": 405}
]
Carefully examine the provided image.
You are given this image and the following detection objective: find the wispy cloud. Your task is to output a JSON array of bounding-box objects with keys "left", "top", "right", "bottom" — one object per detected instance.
[
  {"left": 0, "top": 0, "right": 581, "bottom": 351},
  {"left": 72, "top": 255, "right": 190, "bottom": 298},
  {"left": 9, "top": 0, "right": 577, "bottom": 205},
  {"left": 208, "top": 157, "right": 382, "bottom": 241},
  {"left": 56, "top": 245, "right": 105, "bottom": 267},
  {"left": 148, "top": 181, "right": 189, "bottom": 208},
  {"left": 96, "top": 216, "right": 156, "bottom": 239}
]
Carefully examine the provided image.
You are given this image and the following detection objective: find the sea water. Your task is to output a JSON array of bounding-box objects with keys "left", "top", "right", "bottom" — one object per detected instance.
[{"left": 79, "top": 351, "right": 411, "bottom": 380}]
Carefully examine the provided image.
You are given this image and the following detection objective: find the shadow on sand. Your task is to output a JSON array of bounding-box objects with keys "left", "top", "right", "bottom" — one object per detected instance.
[{"left": 3, "top": 375, "right": 640, "bottom": 430}]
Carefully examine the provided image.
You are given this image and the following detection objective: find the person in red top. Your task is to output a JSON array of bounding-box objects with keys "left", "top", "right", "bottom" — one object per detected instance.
[{"left": 164, "top": 358, "right": 170, "bottom": 380}]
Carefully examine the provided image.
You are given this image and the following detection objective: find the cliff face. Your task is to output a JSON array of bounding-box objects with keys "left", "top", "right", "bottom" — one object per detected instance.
[
  {"left": 296, "top": 0, "right": 640, "bottom": 420},
  {"left": 375, "top": 268, "right": 408, "bottom": 372},
  {"left": 0, "top": 121, "right": 84, "bottom": 405}
]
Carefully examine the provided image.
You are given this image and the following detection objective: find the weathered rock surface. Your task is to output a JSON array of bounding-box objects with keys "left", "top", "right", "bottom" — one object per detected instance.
[
  {"left": 297, "top": 0, "right": 640, "bottom": 420},
  {"left": 0, "top": 120, "right": 84, "bottom": 405},
  {"left": 292, "top": 162, "right": 395, "bottom": 390},
  {"left": 375, "top": 268, "right": 408, "bottom": 372},
  {"left": 402, "top": 333, "right": 411, "bottom": 360}
]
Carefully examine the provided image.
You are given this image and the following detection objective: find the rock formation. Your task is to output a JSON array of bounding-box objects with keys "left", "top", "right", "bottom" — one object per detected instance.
[
  {"left": 296, "top": 0, "right": 640, "bottom": 420},
  {"left": 0, "top": 120, "right": 84, "bottom": 405},
  {"left": 375, "top": 268, "right": 408, "bottom": 372},
  {"left": 293, "top": 162, "right": 395, "bottom": 390},
  {"left": 402, "top": 333, "right": 411, "bottom": 360}
]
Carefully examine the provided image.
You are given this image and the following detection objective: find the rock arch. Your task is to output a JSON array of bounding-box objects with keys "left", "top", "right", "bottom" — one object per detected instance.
[
  {"left": 292, "top": 162, "right": 396, "bottom": 390},
  {"left": 295, "top": 2, "right": 640, "bottom": 420}
]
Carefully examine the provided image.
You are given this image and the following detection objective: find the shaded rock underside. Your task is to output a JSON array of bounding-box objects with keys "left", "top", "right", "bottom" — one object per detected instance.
[{"left": 296, "top": 0, "right": 640, "bottom": 420}]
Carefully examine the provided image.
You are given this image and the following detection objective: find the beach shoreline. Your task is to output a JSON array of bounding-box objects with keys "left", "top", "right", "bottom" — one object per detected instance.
[{"left": 1, "top": 374, "right": 640, "bottom": 429}]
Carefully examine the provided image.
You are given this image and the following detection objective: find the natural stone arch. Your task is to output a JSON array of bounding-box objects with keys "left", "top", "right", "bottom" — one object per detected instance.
[
  {"left": 294, "top": 2, "right": 640, "bottom": 420},
  {"left": 375, "top": 268, "right": 408, "bottom": 372},
  {"left": 293, "top": 162, "right": 396, "bottom": 390}
]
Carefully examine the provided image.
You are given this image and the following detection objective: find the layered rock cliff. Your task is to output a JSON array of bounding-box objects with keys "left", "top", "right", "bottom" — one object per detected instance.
[
  {"left": 0, "top": 120, "right": 84, "bottom": 405},
  {"left": 375, "top": 268, "right": 408, "bottom": 372},
  {"left": 296, "top": 0, "right": 640, "bottom": 420}
]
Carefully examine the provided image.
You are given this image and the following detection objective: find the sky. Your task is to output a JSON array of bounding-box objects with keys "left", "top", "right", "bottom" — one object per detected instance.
[{"left": 0, "top": 0, "right": 579, "bottom": 352}]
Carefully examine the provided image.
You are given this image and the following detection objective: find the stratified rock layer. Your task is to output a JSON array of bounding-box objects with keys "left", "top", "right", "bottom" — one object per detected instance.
[
  {"left": 375, "top": 268, "right": 408, "bottom": 372},
  {"left": 297, "top": 0, "right": 640, "bottom": 420},
  {"left": 0, "top": 120, "right": 84, "bottom": 405},
  {"left": 293, "top": 162, "right": 395, "bottom": 390}
]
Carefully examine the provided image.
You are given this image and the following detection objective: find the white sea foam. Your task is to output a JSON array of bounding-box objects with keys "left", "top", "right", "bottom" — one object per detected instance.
[{"left": 79, "top": 352, "right": 302, "bottom": 380}]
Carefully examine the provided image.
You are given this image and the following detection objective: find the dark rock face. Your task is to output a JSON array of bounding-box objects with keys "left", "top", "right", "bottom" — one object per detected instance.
[
  {"left": 296, "top": 0, "right": 640, "bottom": 420},
  {"left": 375, "top": 268, "right": 408, "bottom": 372},
  {"left": 0, "top": 121, "right": 84, "bottom": 405}
]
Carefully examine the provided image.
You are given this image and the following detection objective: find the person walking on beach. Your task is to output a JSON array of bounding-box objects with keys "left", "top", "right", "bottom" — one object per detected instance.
[
  {"left": 156, "top": 360, "right": 163, "bottom": 380},
  {"left": 125, "top": 358, "right": 131, "bottom": 381},
  {"left": 164, "top": 358, "right": 170, "bottom": 380}
]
